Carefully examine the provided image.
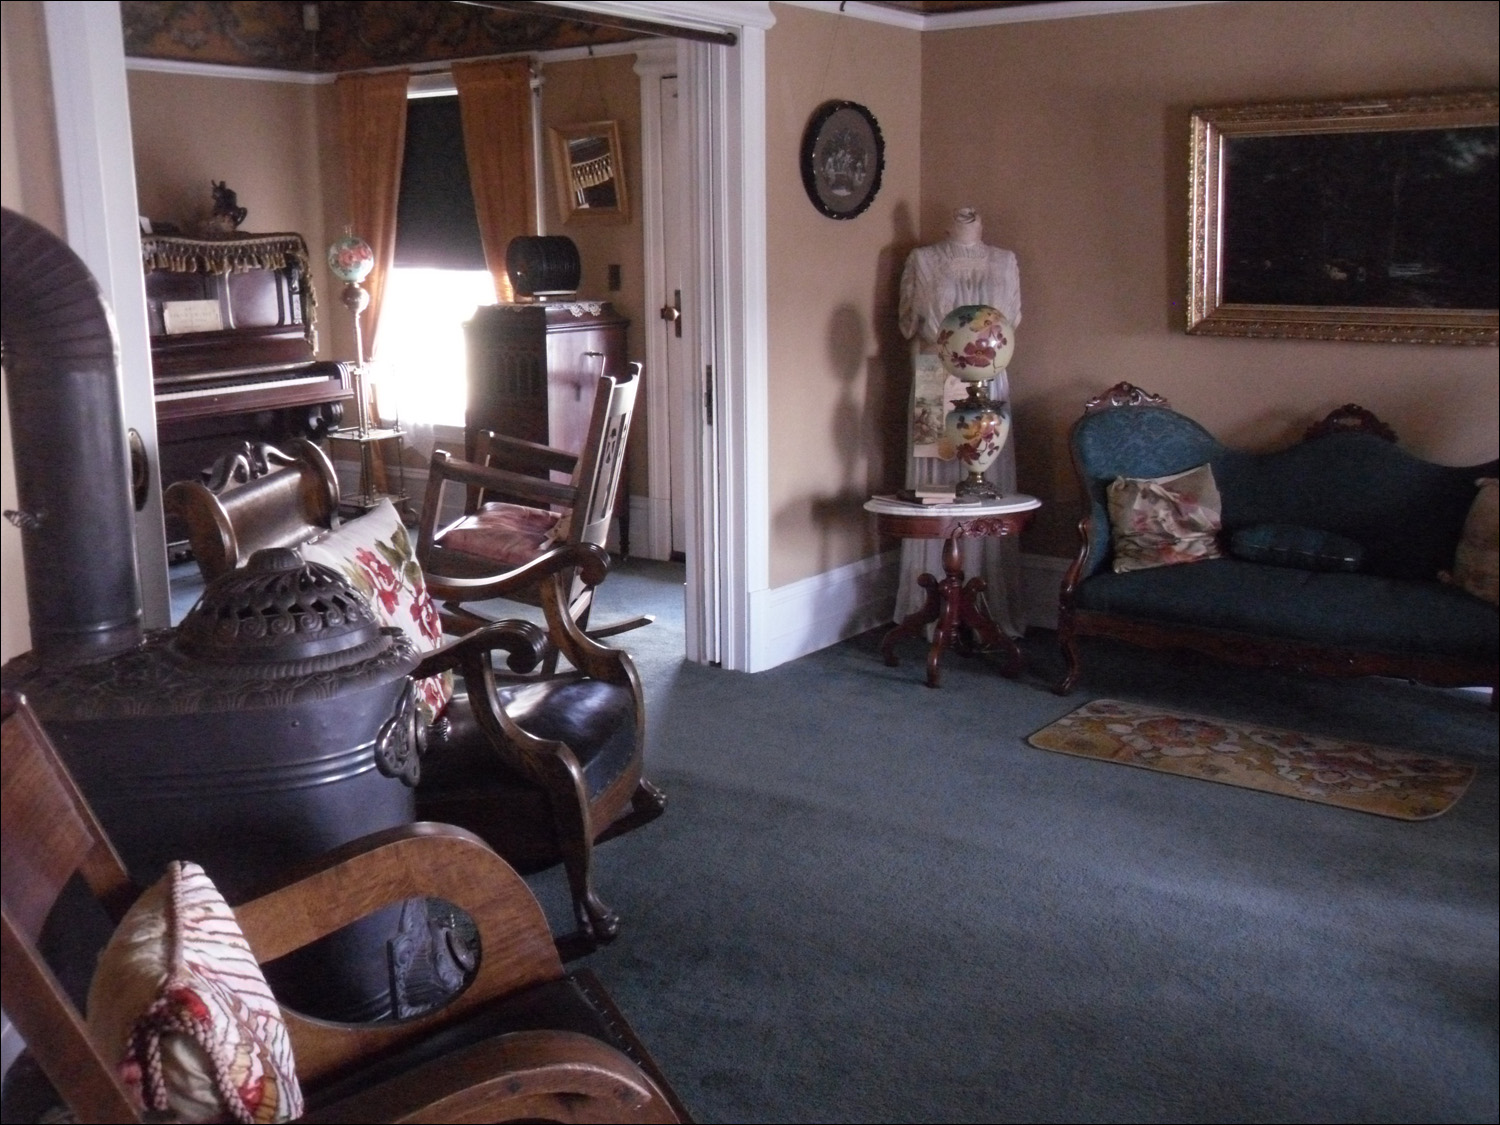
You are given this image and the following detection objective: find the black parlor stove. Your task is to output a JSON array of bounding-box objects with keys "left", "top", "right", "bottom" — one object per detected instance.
[{"left": 1, "top": 208, "right": 423, "bottom": 1019}]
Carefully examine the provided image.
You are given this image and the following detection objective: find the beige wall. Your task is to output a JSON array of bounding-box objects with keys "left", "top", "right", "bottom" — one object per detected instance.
[
  {"left": 539, "top": 52, "right": 649, "bottom": 494},
  {"left": 128, "top": 69, "right": 338, "bottom": 361},
  {"left": 764, "top": 4, "right": 922, "bottom": 585},
  {"left": 919, "top": 0, "right": 1500, "bottom": 555},
  {"left": 1, "top": 0, "right": 63, "bottom": 663}
]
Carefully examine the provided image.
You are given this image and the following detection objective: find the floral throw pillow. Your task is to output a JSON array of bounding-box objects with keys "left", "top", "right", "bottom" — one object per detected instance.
[
  {"left": 1107, "top": 463, "right": 1225, "bottom": 574},
  {"left": 1439, "top": 476, "right": 1499, "bottom": 607},
  {"left": 301, "top": 498, "right": 453, "bottom": 722},
  {"left": 87, "top": 861, "right": 303, "bottom": 1124}
]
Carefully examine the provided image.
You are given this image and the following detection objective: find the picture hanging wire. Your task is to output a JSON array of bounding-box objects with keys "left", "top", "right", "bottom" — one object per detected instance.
[{"left": 816, "top": 2, "right": 853, "bottom": 105}]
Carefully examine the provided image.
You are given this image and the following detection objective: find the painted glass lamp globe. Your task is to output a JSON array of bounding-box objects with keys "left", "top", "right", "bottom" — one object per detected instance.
[
  {"left": 327, "top": 230, "right": 375, "bottom": 286},
  {"left": 934, "top": 304, "right": 1015, "bottom": 498}
]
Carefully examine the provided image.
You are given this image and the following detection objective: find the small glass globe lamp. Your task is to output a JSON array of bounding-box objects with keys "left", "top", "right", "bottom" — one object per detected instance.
[{"left": 328, "top": 229, "right": 376, "bottom": 434}]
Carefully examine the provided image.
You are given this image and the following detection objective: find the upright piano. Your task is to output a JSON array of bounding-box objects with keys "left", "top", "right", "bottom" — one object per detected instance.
[{"left": 143, "top": 232, "right": 352, "bottom": 505}]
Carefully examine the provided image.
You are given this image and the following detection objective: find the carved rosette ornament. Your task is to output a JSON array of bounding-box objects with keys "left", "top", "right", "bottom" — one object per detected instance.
[{"left": 1084, "top": 382, "right": 1171, "bottom": 414}]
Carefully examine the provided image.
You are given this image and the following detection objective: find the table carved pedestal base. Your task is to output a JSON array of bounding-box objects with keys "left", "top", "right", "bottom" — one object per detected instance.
[{"left": 865, "top": 496, "right": 1041, "bottom": 688}]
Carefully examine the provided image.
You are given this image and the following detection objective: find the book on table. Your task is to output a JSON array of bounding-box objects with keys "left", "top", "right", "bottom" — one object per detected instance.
[{"left": 894, "top": 487, "right": 974, "bottom": 505}]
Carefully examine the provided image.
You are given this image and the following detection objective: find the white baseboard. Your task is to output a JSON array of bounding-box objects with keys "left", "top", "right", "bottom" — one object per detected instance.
[
  {"left": 746, "top": 550, "right": 1069, "bottom": 672},
  {"left": 747, "top": 550, "right": 900, "bottom": 672}
]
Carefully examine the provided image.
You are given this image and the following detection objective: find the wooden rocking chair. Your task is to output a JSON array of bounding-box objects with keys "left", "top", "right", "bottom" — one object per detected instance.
[
  {"left": 1, "top": 690, "right": 688, "bottom": 1124},
  {"left": 416, "top": 362, "right": 652, "bottom": 666}
]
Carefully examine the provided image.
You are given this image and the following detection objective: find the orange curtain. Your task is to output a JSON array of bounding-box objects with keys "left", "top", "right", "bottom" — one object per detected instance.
[
  {"left": 336, "top": 70, "right": 410, "bottom": 357},
  {"left": 453, "top": 58, "right": 537, "bottom": 303}
]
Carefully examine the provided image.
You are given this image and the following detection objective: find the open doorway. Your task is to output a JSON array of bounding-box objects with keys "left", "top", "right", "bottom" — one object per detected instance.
[{"left": 47, "top": 0, "right": 768, "bottom": 670}]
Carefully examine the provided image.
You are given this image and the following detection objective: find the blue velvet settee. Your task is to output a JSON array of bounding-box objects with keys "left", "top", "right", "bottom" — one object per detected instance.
[{"left": 1056, "top": 384, "right": 1499, "bottom": 702}]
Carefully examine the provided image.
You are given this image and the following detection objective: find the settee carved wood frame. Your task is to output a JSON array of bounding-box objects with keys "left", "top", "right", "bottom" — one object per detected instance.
[
  {"left": 1055, "top": 384, "right": 1499, "bottom": 705},
  {"left": 1187, "top": 89, "right": 1499, "bottom": 345}
]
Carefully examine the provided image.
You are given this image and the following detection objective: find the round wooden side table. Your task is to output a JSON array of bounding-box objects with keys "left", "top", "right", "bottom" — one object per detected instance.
[{"left": 865, "top": 493, "right": 1042, "bottom": 688}]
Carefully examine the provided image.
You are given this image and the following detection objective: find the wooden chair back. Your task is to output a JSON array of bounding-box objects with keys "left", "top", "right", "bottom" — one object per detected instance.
[
  {"left": 415, "top": 363, "right": 641, "bottom": 634},
  {"left": 1, "top": 691, "right": 143, "bottom": 1123},
  {"left": 164, "top": 438, "right": 340, "bottom": 582},
  {"left": 562, "top": 359, "right": 640, "bottom": 555}
]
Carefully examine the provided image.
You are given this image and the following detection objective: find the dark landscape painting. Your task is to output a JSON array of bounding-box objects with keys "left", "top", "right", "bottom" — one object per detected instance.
[{"left": 1220, "top": 125, "right": 1498, "bottom": 311}]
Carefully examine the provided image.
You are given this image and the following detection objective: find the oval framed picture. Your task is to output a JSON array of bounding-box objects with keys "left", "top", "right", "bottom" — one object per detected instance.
[{"left": 800, "top": 100, "right": 885, "bottom": 220}]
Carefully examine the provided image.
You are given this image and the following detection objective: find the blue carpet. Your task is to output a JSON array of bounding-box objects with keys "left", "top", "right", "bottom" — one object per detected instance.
[{"left": 521, "top": 561, "right": 1498, "bottom": 1124}]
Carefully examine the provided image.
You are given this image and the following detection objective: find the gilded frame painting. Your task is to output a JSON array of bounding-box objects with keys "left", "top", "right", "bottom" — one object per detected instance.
[{"left": 1187, "top": 90, "right": 1497, "bottom": 344}]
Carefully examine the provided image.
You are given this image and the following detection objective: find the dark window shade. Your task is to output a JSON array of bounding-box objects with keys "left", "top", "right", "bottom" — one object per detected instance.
[{"left": 394, "top": 97, "right": 487, "bottom": 270}]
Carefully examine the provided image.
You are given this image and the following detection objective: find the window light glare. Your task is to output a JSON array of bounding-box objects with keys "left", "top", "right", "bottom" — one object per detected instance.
[{"left": 372, "top": 268, "right": 494, "bottom": 426}]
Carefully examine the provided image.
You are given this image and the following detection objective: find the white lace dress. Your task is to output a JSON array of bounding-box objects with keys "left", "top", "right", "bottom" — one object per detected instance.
[{"left": 895, "top": 240, "right": 1024, "bottom": 634}]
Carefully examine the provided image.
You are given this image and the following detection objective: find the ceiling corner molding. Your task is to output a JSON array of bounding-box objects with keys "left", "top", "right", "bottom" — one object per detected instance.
[
  {"left": 124, "top": 56, "right": 333, "bottom": 84},
  {"left": 923, "top": 0, "right": 1229, "bottom": 31},
  {"left": 540, "top": 1, "right": 777, "bottom": 35},
  {"left": 781, "top": 0, "right": 1226, "bottom": 33},
  {"left": 779, "top": 2, "right": 924, "bottom": 31}
]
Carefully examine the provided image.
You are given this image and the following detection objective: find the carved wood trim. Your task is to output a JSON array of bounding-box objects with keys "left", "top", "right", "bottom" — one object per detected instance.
[
  {"left": 1083, "top": 382, "right": 1171, "bottom": 414},
  {"left": 1061, "top": 608, "right": 1497, "bottom": 694},
  {"left": 1304, "top": 403, "right": 1399, "bottom": 444}
]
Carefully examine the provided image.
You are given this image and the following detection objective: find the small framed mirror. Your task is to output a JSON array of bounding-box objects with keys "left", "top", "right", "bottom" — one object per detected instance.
[{"left": 549, "top": 120, "right": 630, "bottom": 224}]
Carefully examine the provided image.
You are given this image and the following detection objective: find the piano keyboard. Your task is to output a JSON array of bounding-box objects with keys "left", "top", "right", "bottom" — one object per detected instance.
[{"left": 157, "top": 372, "right": 333, "bottom": 402}]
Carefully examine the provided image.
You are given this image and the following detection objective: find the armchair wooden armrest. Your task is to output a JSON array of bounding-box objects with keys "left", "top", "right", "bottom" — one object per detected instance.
[
  {"left": 411, "top": 618, "right": 552, "bottom": 680},
  {"left": 232, "top": 822, "right": 565, "bottom": 1081},
  {"left": 427, "top": 451, "right": 581, "bottom": 513},
  {"left": 480, "top": 430, "right": 580, "bottom": 478},
  {"left": 1, "top": 692, "right": 687, "bottom": 1124},
  {"left": 421, "top": 541, "right": 611, "bottom": 607},
  {"left": 296, "top": 1028, "right": 679, "bottom": 1123}
]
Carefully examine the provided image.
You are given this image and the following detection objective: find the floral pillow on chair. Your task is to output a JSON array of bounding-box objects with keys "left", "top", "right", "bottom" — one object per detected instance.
[{"left": 301, "top": 498, "right": 453, "bottom": 722}]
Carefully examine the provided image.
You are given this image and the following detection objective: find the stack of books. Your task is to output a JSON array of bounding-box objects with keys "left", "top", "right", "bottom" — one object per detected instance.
[{"left": 894, "top": 484, "right": 972, "bottom": 505}]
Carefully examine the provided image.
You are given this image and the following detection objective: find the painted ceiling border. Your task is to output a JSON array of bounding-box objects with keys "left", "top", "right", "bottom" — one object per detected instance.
[
  {"left": 122, "top": 1, "right": 1227, "bottom": 82},
  {"left": 124, "top": 33, "right": 667, "bottom": 81}
]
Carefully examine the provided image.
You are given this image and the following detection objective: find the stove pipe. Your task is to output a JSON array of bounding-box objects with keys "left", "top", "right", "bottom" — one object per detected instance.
[{"left": 1, "top": 208, "right": 143, "bottom": 665}]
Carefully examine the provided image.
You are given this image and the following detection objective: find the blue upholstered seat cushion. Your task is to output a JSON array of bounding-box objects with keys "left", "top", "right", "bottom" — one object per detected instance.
[
  {"left": 1228, "top": 523, "right": 1365, "bottom": 572},
  {"left": 1074, "top": 558, "right": 1498, "bottom": 658}
]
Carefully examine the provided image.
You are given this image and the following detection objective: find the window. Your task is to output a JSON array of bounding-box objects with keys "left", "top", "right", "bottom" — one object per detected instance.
[
  {"left": 372, "top": 95, "right": 493, "bottom": 427},
  {"left": 373, "top": 267, "right": 493, "bottom": 426}
]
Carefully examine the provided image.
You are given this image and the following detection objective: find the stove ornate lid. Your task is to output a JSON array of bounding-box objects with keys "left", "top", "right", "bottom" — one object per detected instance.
[{"left": 175, "top": 547, "right": 393, "bottom": 672}]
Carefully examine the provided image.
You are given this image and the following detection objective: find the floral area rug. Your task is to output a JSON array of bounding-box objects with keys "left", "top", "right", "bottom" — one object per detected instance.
[{"left": 1026, "top": 699, "right": 1475, "bottom": 820}]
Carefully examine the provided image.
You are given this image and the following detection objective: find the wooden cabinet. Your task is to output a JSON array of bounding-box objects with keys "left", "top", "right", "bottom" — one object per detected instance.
[{"left": 464, "top": 300, "right": 632, "bottom": 550}]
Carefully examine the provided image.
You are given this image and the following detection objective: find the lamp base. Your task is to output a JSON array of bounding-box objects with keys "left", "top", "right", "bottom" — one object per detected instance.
[
  {"left": 944, "top": 384, "right": 1010, "bottom": 498},
  {"left": 955, "top": 473, "right": 999, "bottom": 500}
]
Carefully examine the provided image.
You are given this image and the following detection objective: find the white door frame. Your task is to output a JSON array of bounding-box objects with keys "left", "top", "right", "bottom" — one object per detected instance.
[
  {"left": 42, "top": 0, "right": 171, "bottom": 631},
  {"left": 631, "top": 42, "right": 678, "bottom": 564},
  {"left": 551, "top": 1, "right": 773, "bottom": 670}
]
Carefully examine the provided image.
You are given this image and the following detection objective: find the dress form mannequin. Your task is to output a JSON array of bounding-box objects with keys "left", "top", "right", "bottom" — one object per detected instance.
[
  {"left": 898, "top": 207, "right": 1021, "bottom": 344},
  {"left": 895, "top": 208, "right": 1024, "bottom": 634}
]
